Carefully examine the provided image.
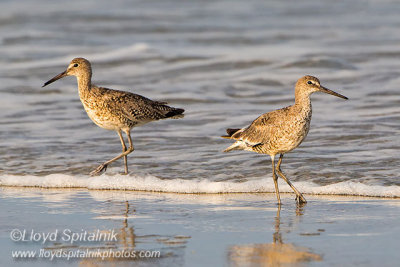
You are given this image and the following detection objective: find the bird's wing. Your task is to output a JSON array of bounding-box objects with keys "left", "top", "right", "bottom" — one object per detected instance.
[
  {"left": 233, "top": 107, "right": 290, "bottom": 146},
  {"left": 121, "top": 94, "right": 172, "bottom": 122},
  {"left": 97, "top": 87, "right": 171, "bottom": 122},
  {"left": 234, "top": 114, "right": 274, "bottom": 146}
]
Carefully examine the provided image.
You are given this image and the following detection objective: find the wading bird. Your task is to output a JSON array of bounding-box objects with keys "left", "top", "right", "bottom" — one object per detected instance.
[
  {"left": 222, "top": 75, "right": 347, "bottom": 204},
  {"left": 43, "top": 58, "right": 184, "bottom": 176}
]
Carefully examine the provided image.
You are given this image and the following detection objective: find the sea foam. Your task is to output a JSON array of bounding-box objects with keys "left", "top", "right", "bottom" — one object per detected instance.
[{"left": 0, "top": 174, "right": 399, "bottom": 198}]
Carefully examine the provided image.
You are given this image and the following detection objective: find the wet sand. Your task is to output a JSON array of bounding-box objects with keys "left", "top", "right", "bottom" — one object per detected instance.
[{"left": 0, "top": 188, "right": 399, "bottom": 266}]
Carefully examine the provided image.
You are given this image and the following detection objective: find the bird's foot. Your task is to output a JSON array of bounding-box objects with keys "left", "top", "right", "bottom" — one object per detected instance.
[
  {"left": 295, "top": 195, "right": 307, "bottom": 204},
  {"left": 90, "top": 164, "right": 108, "bottom": 176}
]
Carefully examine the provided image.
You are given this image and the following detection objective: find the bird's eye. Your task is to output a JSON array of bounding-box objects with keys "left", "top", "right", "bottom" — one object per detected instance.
[
  {"left": 307, "top": 81, "right": 313, "bottom": 85},
  {"left": 73, "top": 63, "right": 79, "bottom": 67}
]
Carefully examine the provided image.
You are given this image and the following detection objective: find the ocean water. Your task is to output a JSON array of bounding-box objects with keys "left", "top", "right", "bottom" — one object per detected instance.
[{"left": 1, "top": 0, "right": 400, "bottom": 197}]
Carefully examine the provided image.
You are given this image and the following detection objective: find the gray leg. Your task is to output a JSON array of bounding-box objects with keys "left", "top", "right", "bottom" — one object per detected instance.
[
  {"left": 276, "top": 154, "right": 307, "bottom": 203},
  {"left": 271, "top": 155, "right": 281, "bottom": 204},
  {"left": 90, "top": 129, "right": 134, "bottom": 176},
  {"left": 117, "top": 130, "right": 128, "bottom": 174}
]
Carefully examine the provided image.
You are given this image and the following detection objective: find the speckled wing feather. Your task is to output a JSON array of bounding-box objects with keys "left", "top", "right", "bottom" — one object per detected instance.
[
  {"left": 233, "top": 106, "right": 291, "bottom": 147},
  {"left": 95, "top": 86, "right": 183, "bottom": 123}
]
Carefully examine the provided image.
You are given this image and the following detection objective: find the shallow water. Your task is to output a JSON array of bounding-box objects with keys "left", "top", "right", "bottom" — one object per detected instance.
[
  {"left": 1, "top": 0, "right": 400, "bottom": 196},
  {"left": 1, "top": 188, "right": 400, "bottom": 266}
]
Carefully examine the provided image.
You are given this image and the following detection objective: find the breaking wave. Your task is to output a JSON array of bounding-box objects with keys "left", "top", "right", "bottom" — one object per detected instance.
[{"left": 0, "top": 174, "right": 399, "bottom": 198}]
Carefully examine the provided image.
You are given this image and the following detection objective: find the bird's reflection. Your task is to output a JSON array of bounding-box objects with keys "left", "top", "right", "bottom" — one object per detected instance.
[
  {"left": 229, "top": 203, "right": 322, "bottom": 267},
  {"left": 272, "top": 205, "right": 283, "bottom": 244},
  {"left": 80, "top": 200, "right": 136, "bottom": 265},
  {"left": 119, "top": 200, "right": 136, "bottom": 249}
]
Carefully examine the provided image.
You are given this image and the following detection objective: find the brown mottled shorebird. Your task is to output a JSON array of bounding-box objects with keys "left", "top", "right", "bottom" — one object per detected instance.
[
  {"left": 43, "top": 58, "right": 184, "bottom": 176},
  {"left": 222, "top": 76, "right": 347, "bottom": 204}
]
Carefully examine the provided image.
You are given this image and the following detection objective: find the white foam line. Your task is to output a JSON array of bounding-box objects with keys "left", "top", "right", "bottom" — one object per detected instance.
[{"left": 0, "top": 174, "right": 399, "bottom": 198}]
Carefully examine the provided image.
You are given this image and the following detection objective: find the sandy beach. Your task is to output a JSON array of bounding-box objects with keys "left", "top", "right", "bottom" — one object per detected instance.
[{"left": 1, "top": 187, "right": 399, "bottom": 266}]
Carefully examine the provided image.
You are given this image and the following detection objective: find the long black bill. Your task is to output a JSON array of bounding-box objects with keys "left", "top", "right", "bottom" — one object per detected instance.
[
  {"left": 319, "top": 86, "right": 348, "bottom": 100},
  {"left": 42, "top": 70, "right": 67, "bottom": 87}
]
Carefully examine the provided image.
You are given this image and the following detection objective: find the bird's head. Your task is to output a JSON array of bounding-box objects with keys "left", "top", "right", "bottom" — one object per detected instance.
[
  {"left": 296, "top": 75, "right": 348, "bottom": 100},
  {"left": 42, "top": 57, "right": 91, "bottom": 87}
]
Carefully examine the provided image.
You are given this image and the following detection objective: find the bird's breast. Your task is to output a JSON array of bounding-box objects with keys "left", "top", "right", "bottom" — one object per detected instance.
[
  {"left": 80, "top": 97, "right": 136, "bottom": 131},
  {"left": 267, "top": 110, "right": 312, "bottom": 154}
]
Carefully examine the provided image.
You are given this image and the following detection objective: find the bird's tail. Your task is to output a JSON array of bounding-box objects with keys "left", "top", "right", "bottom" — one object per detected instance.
[
  {"left": 223, "top": 141, "right": 246, "bottom": 152},
  {"left": 221, "top": 128, "right": 241, "bottom": 139},
  {"left": 222, "top": 128, "right": 247, "bottom": 152},
  {"left": 165, "top": 108, "right": 185, "bottom": 119}
]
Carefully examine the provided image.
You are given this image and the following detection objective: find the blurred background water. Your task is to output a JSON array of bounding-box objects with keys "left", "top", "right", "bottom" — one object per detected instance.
[{"left": 0, "top": 0, "right": 399, "bottom": 194}]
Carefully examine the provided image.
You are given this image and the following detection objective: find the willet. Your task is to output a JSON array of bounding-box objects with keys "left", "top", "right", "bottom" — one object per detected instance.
[
  {"left": 43, "top": 58, "right": 184, "bottom": 176},
  {"left": 222, "top": 75, "right": 347, "bottom": 204}
]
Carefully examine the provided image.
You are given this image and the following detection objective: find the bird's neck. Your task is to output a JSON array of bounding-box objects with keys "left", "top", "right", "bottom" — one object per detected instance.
[
  {"left": 294, "top": 93, "right": 312, "bottom": 114},
  {"left": 76, "top": 73, "right": 92, "bottom": 98}
]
